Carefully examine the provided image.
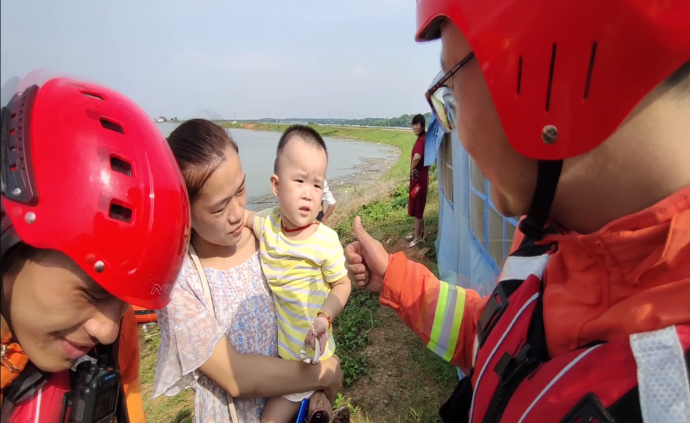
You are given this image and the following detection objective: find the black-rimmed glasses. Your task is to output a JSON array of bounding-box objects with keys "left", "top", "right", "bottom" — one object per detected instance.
[{"left": 425, "top": 51, "right": 475, "bottom": 132}]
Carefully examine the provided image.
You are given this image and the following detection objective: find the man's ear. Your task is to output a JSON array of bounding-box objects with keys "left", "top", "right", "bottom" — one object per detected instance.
[{"left": 270, "top": 174, "right": 280, "bottom": 197}]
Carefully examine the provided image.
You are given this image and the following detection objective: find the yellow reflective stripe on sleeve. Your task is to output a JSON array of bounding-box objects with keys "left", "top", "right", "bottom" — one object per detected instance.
[
  {"left": 427, "top": 281, "right": 467, "bottom": 362},
  {"left": 429, "top": 282, "right": 449, "bottom": 349},
  {"left": 443, "top": 287, "right": 466, "bottom": 361}
]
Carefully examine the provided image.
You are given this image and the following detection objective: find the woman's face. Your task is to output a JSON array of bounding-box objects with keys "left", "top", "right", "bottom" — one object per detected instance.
[
  {"left": 191, "top": 147, "right": 247, "bottom": 247},
  {"left": 1, "top": 250, "right": 128, "bottom": 372},
  {"left": 412, "top": 122, "right": 423, "bottom": 136}
]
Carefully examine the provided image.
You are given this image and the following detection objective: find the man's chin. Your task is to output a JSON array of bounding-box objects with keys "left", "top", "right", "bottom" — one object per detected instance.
[
  {"left": 31, "top": 353, "right": 74, "bottom": 373},
  {"left": 492, "top": 190, "right": 525, "bottom": 219}
]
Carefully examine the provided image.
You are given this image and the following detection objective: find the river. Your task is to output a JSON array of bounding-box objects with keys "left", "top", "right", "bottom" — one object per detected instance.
[{"left": 156, "top": 122, "right": 399, "bottom": 209}]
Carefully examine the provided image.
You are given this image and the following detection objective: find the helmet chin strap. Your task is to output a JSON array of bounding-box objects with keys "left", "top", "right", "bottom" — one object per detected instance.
[{"left": 518, "top": 160, "right": 563, "bottom": 241}]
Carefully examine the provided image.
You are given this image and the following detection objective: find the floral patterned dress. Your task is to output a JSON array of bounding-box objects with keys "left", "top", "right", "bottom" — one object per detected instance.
[{"left": 153, "top": 252, "right": 278, "bottom": 423}]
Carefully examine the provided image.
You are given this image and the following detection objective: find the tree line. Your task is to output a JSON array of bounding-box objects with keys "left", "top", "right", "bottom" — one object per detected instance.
[{"left": 245, "top": 112, "right": 433, "bottom": 128}]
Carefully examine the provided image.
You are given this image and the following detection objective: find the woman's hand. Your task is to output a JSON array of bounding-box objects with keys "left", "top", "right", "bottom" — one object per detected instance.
[
  {"left": 319, "top": 355, "right": 343, "bottom": 404},
  {"left": 411, "top": 168, "right": 419, "bottom": 180},
  {"left": 344, "top": 217, "right": 389, "bottom": 293}
]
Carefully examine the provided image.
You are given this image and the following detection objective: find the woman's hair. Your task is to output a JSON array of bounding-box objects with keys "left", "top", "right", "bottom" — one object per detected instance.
[
  {"left": 412, "top": 114, "right": 427, "bottom": 135},
  {"left": 166, "top": 119, "right": 239, "bottom": 204}
]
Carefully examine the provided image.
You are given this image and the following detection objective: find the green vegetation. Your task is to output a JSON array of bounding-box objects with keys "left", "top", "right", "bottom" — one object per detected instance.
[
  {"left": 222, "top": 112, "right": 433, "bottom": 129},
  {"left": 328, "top": 176, "right": 458, "bottom": 423},
  {"left": 139, "top": 326, "right": 195, "bottom": 423}
]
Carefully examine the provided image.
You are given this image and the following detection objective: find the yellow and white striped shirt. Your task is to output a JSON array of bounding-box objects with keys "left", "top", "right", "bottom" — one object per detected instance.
[{"left": 253, "top": 207, "right": 347, "bottom": 361}]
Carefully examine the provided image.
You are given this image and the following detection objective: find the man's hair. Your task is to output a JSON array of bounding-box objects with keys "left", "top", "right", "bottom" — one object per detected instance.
[
  {"left": 666, "top": 58, "right": 690, "bottom": 97},
  {"left": 274, "top": 125, "right": 328, "bottom": 174}
]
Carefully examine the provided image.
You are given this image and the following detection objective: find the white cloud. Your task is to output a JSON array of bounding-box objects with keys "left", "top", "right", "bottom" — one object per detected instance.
[{"left": 353, "top": 65, "right": 367, "bottom": 78}]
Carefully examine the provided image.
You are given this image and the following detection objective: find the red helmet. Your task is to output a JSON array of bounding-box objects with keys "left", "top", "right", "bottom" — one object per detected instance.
[
  {"left": 416, "top": 0, "right": 690, "bottom": 161},
  {"left": 1, "top": 72, "right": 190, "bottom": 309}
]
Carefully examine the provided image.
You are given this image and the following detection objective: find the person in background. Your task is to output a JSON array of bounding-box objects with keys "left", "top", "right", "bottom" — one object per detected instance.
[
  {"left": 316, "top": 179, "right": 337, "bottom": 225},
  {"left": 154, "top": 119, "right": 342, "bottom": 423},
  {"left": 408, "top": 114, "right": 429, "bottom": 247},
  {"left": 1, "top": 72, "right": 190, "bottom": 423},
  {"left": 345, "top": 0, "right": 690, "bottom": 421}
]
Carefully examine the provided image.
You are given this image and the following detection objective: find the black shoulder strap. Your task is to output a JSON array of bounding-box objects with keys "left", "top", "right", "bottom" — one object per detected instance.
[
  {"left": 3, "top": 362, "right": 49, "bottom": 405},
  {"left": 98, "top": 317, "right": 130, "bottom": 423}
]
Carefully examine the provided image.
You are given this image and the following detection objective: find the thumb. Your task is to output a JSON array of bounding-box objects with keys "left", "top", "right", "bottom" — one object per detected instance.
[{"left": 353, "top": 216, "right": 373, "bottom": 244}]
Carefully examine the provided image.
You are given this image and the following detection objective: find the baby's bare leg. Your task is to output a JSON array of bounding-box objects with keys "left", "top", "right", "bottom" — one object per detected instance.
[{"left": 260, "top": 397, "right": 302, "bottom": 423}]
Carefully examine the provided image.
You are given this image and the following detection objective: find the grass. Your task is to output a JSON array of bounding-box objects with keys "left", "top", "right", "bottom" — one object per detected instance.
[
  {"left": 139, "top": 325, "right": 195, "bottom": 423},
  {"left": 140, "top": 124, "right": 457, "bottom": 422},
  {"left": 328, "top": 174, "right": 458, "bottom": 423}
]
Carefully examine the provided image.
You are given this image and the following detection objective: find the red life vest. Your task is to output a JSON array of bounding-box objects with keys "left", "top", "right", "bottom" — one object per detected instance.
[
  {"left": 1, "top": 370, "right": 70, "bottom": 423},
  {"left": 440, "top": 235, "right": 690, "bottom": 423}
]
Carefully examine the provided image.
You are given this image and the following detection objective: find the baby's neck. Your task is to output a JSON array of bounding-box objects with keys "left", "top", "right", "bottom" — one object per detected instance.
[{"left": 281, "top": 218, "right": 319, "bottom": 240}]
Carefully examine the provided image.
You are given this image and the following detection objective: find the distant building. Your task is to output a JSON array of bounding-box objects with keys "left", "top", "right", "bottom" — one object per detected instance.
[{"left": 156, "top": 116, "right": 167, "bottom": 123}]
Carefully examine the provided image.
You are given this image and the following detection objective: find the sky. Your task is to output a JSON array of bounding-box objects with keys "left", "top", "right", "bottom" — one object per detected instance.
[{"left": 1, "top": 0, "right": 442, "bottom": 120}]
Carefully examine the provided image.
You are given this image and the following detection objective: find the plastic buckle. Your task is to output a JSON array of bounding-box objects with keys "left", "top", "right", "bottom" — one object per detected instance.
[
  {"left": 493, "top": 344, "right": 537, "bottom": 385},
  {"left": 559, "top": 393, "right": 615, "bottom": 423},
  {"left": 477, "top": 284, "right": 509, "bottom": 347}
]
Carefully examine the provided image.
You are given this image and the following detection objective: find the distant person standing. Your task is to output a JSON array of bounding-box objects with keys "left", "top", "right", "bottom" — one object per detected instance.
[
  {"left": 408, "top": 114, "right": 428, "bottom": 247},
  {"left": 316, "top": 179, "right": 337, "bottom": 225}
]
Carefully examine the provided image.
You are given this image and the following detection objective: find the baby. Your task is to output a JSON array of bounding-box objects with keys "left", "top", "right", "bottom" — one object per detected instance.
[{"left": 243, "top": 125, "right": 351, "bottom": 423}]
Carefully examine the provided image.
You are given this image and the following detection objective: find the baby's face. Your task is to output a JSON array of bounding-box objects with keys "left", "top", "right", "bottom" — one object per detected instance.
[{"left": 273, "top": 137, "right": 327, "bottom": 228}]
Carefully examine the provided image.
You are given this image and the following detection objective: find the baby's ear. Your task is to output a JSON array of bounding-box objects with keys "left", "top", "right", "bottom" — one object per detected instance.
[{"left": 270, "top": 174, "right": 280, "bottom": 197}]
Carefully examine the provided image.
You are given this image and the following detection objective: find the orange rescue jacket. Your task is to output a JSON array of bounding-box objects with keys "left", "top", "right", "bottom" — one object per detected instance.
[{"left": 381, "top": 184, "right": 690, "bottom": 374}]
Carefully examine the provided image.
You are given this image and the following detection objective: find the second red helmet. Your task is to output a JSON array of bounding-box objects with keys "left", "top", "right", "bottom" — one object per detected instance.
[{"left": 1, "top": 72, "right": 191, "bottom": 309}]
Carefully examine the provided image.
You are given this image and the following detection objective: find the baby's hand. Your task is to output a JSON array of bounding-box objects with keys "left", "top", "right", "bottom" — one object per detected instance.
[{"left": 306, "top": 316, "right": 329, "bottom": 351}]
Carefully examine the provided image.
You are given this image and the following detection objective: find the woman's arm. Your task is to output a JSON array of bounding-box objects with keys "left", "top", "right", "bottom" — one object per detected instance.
[
  {"left": 410, "top": 153, "right": 422, "bottom": 172},
  {"left": 199, "top": 335, "right": 342, "bottom": 400}
]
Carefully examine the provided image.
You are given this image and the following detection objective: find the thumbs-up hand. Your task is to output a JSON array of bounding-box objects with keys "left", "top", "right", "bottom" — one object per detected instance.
[{"left": 344, "top": 216, "right": 390, "bottom": 293}]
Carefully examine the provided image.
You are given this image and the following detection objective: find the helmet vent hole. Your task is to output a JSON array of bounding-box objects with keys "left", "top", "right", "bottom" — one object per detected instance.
[
  {"left": 584, "top": 42, "right": 598, "bottom": 100},
  {"left": 545, "top": 43, "right": 557, "bottom": 111},
  {"left": 110, "top": 156, "right": 133, "bottom": 177},
  {"left": 100, "top": 118, "right": 124, "bottom": 134},
  {"left": 517, "top": 56, "right": 523, "bottom": 95},
  {"left": 109, "top": 202, "right": 132, "bottom": 223},
  {"left": 81, "top": 90, "right": 105, "bottom": 100}
]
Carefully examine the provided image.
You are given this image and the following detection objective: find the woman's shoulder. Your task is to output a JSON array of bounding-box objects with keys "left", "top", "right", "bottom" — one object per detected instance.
[{"left": 238, "top": 226, "right": 260, "bottom": 255}]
